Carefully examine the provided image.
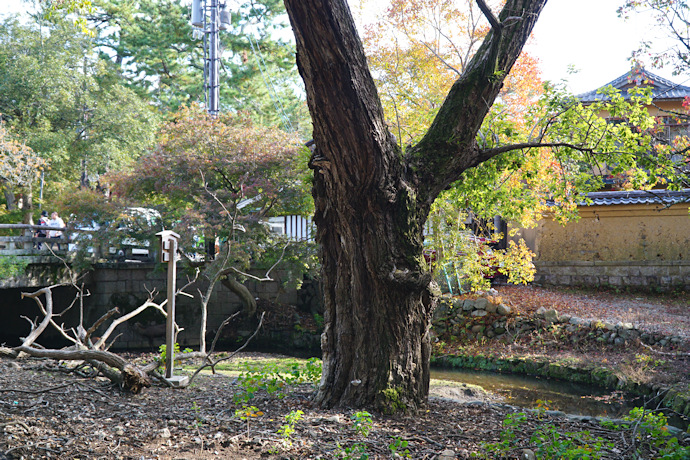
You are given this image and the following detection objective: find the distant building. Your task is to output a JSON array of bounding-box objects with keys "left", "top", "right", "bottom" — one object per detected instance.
[
  {"left": 514, "top": 69, "right": 690, "bottom": 291},
  {"left": 579, "top": 68, "right": 690, "bottom": 188}
]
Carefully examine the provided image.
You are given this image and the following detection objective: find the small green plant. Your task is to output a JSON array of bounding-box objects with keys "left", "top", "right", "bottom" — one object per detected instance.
[
  {"left": 476, "top": 407, "right": 690, "bottom": 459},
  {"left": 329, "top": 411, "right": 374, "bottom": 458},
  {"left": 190, "top": 401, "right": 203, "bottom": 428},
  {"left": 234, "top": 405, "right": 264, "bottom": 437},
  {"left": 157, "top": 343, "right": 193, "bottom": 366},
  {"left": 335, "top": 441, "right": 369, "bottom": 459},
  {"left": 388, "top": 436, "right": 410, "bottom": 458},
  {"left": 233, "top": 358, "right": 322, "bottom": 403},
  {"left": 351, "top": 411, "right": 373, "bottom": 437},
  {"left": 634, "top": 353, "right": 665, "bottom": 368},
  {"left": 277, "top": 409, "right": 304, "bottom": 446},
  {"left": 622, "top": 408, "right": 690, "bottom": 459},
  {"left": 475, "top": 411, "right": 612, "bottom": 459},
  {"left": 535, "top": 399, "right": 552, "bottom": 417}
]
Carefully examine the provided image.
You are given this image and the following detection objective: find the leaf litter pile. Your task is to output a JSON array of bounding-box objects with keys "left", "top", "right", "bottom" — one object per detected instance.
[
  {"left": 494, "top": 284, "right": 689, "bottom": 339},
  {"left": 1, "top": 285, "right": 689, "bottom": 459}
]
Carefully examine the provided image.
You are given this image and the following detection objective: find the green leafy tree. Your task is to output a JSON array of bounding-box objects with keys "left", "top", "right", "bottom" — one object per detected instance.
[
  {"left": 281, "top": 0, "right": 689, "bottom": 413},
  {"left": 0, "top": 122, "right": 46, "bottom": 222},
  {"left": 0, "top": 16, "right": 158, "bottom": 193},
  {"left": 107, "top": 104, "right": 314, "bottom": 352},
  {"left": 358, "top": 0, "right": 546, "bottom": 290},
  {"left": 87, "top": 0, "right": 309, "bottom": 132}
]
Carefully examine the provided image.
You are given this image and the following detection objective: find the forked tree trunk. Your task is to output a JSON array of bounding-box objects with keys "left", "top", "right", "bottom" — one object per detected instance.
[{"left": 284, "top": 0, "right": 546, "bottom": 411}]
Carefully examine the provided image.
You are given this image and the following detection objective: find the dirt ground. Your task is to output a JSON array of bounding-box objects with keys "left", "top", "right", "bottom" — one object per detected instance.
[{"left": 0, "top": 285, "right": 688, "bottom": 459}]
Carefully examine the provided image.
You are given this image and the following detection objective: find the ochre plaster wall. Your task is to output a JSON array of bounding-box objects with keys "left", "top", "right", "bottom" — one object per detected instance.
[
  {"left": 537, "top": 203, "right": 689, "bottom": 262},
  {"left": 511, "top": 202, "right": 690, "bottom": 290}
]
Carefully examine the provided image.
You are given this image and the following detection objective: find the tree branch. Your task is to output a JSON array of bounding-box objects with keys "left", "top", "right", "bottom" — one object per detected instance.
[
  {"left": 478, "top": 141, "right": 596, "bottom": 160},
  {"left": 476, "top": 0, "right": 501, "bottom": 32},
  {"left": 19, "top": 288, "right": 54, "bottom": 348},
  {"left": 409, "top": 0, "right": 548, "bottom": 204},
  {"left": 187, "top": 312, "right": 265, "bottom": 385}
]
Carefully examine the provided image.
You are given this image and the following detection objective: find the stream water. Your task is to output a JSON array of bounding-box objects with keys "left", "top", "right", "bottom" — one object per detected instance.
[
  {"left": 432, "top": 367, "right": 648, "bottom": 420},
  {"left": 268, "top": 349, "right": 687, "bottom": 429}
]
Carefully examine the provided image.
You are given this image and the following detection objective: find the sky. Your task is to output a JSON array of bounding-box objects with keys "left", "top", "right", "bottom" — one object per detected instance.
[
  {"left": 0, "top": 0, "right": 684, "bottom": 95},
  {"left": 527, "top": 0, "right": 683, "bottom": 95},
  {"left": 350, "top": 0, "right": 683, "bottom": 95}
]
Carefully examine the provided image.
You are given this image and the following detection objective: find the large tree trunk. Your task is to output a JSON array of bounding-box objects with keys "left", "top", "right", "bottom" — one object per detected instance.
[
  {"left": 313, "top": 188, "right": 435, "bottom": 412},
  {"left": 284, "top": 0, "right": 546, "bottom": 412},
  {"left": 220, "top": 275, "right": 257, "bottom": 317}
]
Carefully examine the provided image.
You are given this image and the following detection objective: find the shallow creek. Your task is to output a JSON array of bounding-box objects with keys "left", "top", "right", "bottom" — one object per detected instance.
[{"left": 431, "top": 367, "right": 641, "bottom": 419}]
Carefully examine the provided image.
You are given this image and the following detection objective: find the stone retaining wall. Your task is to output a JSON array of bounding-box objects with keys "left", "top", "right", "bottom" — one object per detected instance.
[
  {"left": 80, "top": 263, "right": 322, "bottom": 350},
  {"left": 432, "top": 290, "right": 685, "bottom": 349},
  {"left": 534, "top": 260, "right": 690, "bottom": 291},
  {"left": 431, "top": 290, "right": 690, "bottom": 419}
]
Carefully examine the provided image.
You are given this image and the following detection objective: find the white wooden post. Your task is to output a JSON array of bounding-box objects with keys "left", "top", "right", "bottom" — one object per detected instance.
[{"left": 156, "top": 230, "right": 187, "bottom": 386}]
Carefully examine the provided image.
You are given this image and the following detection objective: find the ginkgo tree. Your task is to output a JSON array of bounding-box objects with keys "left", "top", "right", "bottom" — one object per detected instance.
[
  {"left": 282, "top": 0, "right": 688, "bottom": 412},
  {"left": 356, "top": 0, "right": 546, "bottom": 290}
]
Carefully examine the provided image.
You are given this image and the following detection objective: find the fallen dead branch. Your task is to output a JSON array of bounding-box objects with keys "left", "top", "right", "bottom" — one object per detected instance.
[
  {"left": 0, "top": 421, "right": 30, "bottom": 432},
  {"left": 3, "top": 224, "right": 276, "bottom": 397},
  {"left": 640, "top": 342, "right": 690, "bottom": 359},
  {"left": 3, "top": 277, "right": 268, "bottom": 395}
]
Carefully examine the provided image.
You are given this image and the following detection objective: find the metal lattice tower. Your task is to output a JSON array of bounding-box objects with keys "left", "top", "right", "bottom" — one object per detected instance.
[{"left": 191, "top": 0, "right": 230, "bottom": 116}]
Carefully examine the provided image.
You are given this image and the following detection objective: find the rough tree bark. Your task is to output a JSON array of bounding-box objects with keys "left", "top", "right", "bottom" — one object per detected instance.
[{"left": 283, "top": 0, "right": 547, "bottom": 411}]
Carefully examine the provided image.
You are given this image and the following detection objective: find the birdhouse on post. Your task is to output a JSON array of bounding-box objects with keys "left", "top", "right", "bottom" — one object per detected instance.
[
  {"left": 158, "top": 230, "right": 180, "bottom": 263},
  {"left": 155, "top": 230, "right": 187, "bottom": 387}
]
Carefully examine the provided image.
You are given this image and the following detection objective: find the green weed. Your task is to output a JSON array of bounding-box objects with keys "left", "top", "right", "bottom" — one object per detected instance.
[
  {"left": 277, "top": 409, "right": 304, "bottom": 447},
  {"left": 474, "top": 407, "right": 688, "bottom": 459},
  {"left": 351, "top": 411, "right": 373, "bottom": 437},
  {"left": 388, "top": 436, "right": 410, "bottom": 458},
  {"left": 234, "top": 405, "right": 264, "bottom": 437},
  {"left": 157, "top": 343, "right": 193, "bottom": 366},
  {"left": 233, "top": 357, "right": 322, "bottom": 403}
]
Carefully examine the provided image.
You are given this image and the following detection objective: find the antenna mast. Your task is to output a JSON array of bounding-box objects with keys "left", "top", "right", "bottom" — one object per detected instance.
[{"left": 191, "top": 0, "right": 231, "bottom": 116}]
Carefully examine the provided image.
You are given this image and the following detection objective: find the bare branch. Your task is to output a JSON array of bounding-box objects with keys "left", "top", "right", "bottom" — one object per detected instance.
[
  {"left": 19, "top": 288, "right": 54, "bottom": 348},
  {"left": 85, "top": 307, "right": 119, "bottom": 345},
  {"left": 187, "top": 312, "right": 265, "bottom": 385},
  {"left": 208, "top": 311, "right": 242, "bottom": 357},
  {"left": 93, "top": 300, "right": 165, "bottom": 350},
  {"left": 641, "top": 341, "right": 690, "bottom": 358}
]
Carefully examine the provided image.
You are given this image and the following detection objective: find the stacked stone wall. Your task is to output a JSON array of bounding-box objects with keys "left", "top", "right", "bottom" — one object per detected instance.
[
  {"left": 533, "top": 260, "right": 690, "bottom": 291},
  {"left": 432, "top": 290, "right": 685, "bottom": 349}
]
